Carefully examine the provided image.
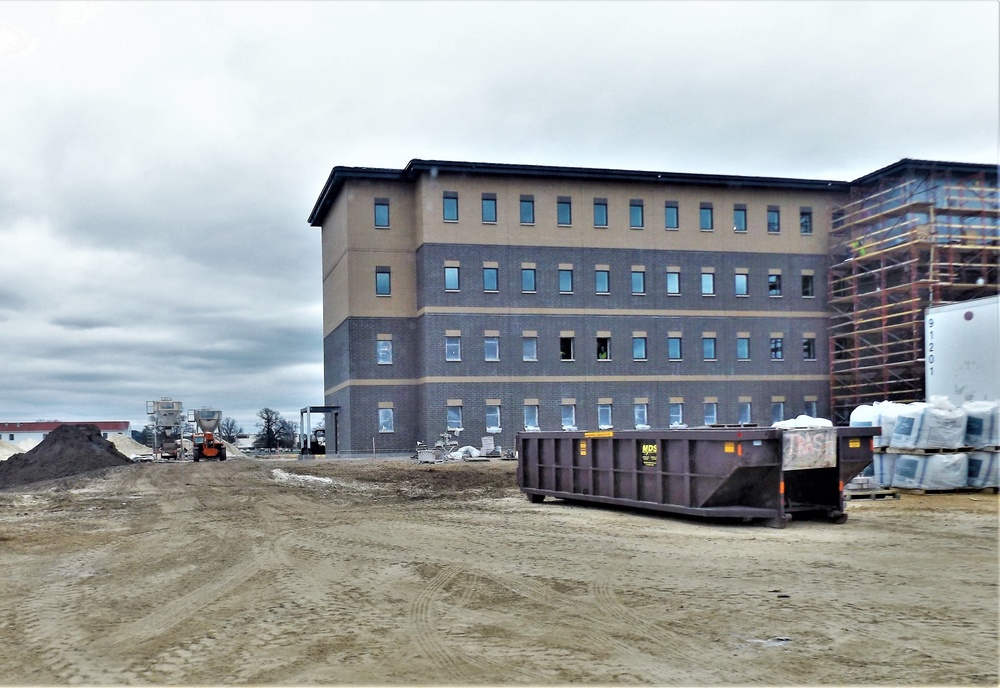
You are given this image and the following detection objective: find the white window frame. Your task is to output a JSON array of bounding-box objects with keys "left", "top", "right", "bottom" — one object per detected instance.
[{"left": 378, "top": 408, "right": 394, "bottom": 433}]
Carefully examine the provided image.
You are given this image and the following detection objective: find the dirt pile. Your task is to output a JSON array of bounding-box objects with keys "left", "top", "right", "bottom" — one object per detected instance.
[
  {"left": 109, "top": 435, "right": 154, "bottom": 458},
  {"left": 0, "top": 424, "right": 132, "bottom": 489}
]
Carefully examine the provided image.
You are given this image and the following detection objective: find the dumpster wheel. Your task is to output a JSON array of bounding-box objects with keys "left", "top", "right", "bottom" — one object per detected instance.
[
  {"left": 828, "top": 510, "right": 848, "bottom": 525},
  {"left": 528, "top": 493, "right": 545, "bottom": 504}
]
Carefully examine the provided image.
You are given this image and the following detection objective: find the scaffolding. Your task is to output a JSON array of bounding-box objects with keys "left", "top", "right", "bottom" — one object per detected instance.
[{"left": 828, "top": 162, "right": 999, "bottom": 424}]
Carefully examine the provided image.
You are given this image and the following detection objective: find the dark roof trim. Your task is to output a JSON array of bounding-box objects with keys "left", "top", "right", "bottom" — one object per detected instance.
[
  {"left": 308, "top": 158, "right": 854, "bottom": 226},
  {"left": 308, "top": 166, "right": 401, "bottom": 226},
  {"left": 851, "top": 158, "right": 998, "bottom": 186}
]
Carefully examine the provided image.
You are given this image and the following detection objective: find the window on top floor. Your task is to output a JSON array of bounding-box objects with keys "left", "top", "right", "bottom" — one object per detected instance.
[
  {"left": 557, "top": 197, "right": 572, "bottom": 225},
  {"left": 482, "top": 194, "right": 497, "bottom": 223},
  {"left": 800, "top": 208, "right": 813, "bottom": 235},
  {"left": 700, "top": 203, "right": 714, "bottom": 230},
  {"left": 443, "top": 192, "right": 458, "bottom": 222},
  {"left": 767, "top": 206, "right": 781, "bottom": 233},
  {"left": 665, "top": 201, "right": 679, "bottom": 229},
  {"left": 734, "top": 205, "right": 747, "bottom": 232},
  {"left": 374, "top": 199, "right": 390, "bottom": 228},
  {"left": 520, "top": 196, "right": 535, "bottom": 224},
  {"left": 629, "top": 200, "right": 644, "bottom": 228},
  {"left": 594, "top": 198, "right": 608, "bottom": 227}
]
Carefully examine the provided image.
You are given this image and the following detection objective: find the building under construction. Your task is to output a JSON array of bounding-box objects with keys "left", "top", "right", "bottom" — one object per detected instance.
[{"left": 828, "top": 159, "right": 999, "bottom": 424}]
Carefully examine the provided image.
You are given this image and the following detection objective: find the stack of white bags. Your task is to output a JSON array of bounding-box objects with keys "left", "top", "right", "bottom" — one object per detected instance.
[{"left": 850, "top": 397, "right": 999, "bottom": 489}]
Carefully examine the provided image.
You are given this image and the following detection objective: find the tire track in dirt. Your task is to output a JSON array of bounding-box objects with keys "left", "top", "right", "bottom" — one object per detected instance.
[{"left": 17, "top": 557, "right": 126, "bottom": 685}]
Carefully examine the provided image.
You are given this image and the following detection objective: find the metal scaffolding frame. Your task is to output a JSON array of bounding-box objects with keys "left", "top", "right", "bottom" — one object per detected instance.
[{"left": 827, "top": 163, "right": 999, "bottom": 424}]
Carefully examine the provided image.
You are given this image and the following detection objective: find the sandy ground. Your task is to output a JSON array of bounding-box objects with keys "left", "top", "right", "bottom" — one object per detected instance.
[{"left": 0, "top": 457, "right": 996, "bottom": 686}]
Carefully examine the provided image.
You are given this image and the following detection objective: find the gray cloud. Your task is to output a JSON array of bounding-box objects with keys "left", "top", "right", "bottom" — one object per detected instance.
[{"left": 0, "top": 1, "right": 996, "bottom": 433}]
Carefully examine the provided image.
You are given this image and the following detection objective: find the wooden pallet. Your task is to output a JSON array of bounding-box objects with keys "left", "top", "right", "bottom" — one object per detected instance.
[
  {"left": 894, "top": 486, "right": 999, "bottom": 495},
  {"left": 844, "top": 488, "right": 899, "bottom": 501}
]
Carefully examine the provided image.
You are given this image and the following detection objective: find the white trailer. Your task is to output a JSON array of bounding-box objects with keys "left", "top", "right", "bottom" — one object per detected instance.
[{"left": 925, "top": 295, "right": 1000, "bottom": 405}]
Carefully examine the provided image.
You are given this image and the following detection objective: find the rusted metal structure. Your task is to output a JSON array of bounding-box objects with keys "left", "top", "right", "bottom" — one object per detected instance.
[
  {"left": 516, "top": 426, "right": 879, "bottom": 528},
  {"left": 828, "top": 160, "right": 999, "bottom": 424}
]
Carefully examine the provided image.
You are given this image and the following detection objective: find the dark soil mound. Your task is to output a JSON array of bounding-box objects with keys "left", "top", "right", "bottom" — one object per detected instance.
[{"left": 0, "top": 423, "right": 132, "bottom": 489}]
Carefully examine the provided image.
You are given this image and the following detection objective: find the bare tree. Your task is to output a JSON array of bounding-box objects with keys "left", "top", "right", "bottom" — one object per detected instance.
[
  {"left": 276, "top": 418, "right": 298, "bottom": 449},
  {"left": 255, "top": 407, "right": 283, "bottom": 449},
  {"left": 218, "top": 417, "right": 242, "bottom": 443}
]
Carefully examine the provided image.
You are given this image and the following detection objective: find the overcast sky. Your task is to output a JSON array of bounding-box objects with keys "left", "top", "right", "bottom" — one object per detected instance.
[{"left": 1, "top": 1, "right": 997, "bottom": 435}]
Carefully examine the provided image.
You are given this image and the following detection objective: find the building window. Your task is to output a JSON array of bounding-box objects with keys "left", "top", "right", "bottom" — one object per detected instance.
[
  {"left": 667, "top": 336, "right": 682, "bottom": 361},
  {"left": 634, "top": 403, "right": 648, "bottom": 428},
  {"left": 595, "top": 269, "right": 610, "bottom": 294},
  {"left": 443, "top": 192, "right": 459, "bottom": 222},
  {"left": 701, "top": 272, "right": 715, "bottom": 296},
  {"left": 445, "top": 336, "right": 462, "bottom": 361},
  {"left": 378, "top": 408, "right": 394, "bottom": 433},
  {"left": 738, "top": 402, "right": 752, "bottom": 424},
  {"left": 596, "top": 337, "right": 611, "bottom": 360},
  {"left": 522, "top": 336, "right": 538, "bottom": 361},
  {"left": 666, "top": 270, "right": 680, "bottom": 295},
  {"left": 523, "top": 405, "right": 539, "bottom": 430},
  {"left": 633, "top": 336, "right": 647, "bottom": 361},
  {"left": 767, "top": 206, "right": 780, "bottom": 233},
  {"left": 771, "top": 402, "right": 786, "bottom": 424},
  {"left": 557, "top": 197, "right": 572, "bottom": 226},
  {"left": 768, "top": 273, "right": 782, "bottom": 297},
  {"left": 665, "top": 201, "right": 679, "bottom": 229},
  {"left": 447, "top": 406, "right": 463, "bottom": 431},
  {"left": 444, "top": 266, "right": 460, "bottom": 291},
  {"left": 559, "top": 269, "right": 574, "bottom": 294},
  {"left": 631, "top": 270, "right": 646, "bottom": 295},
  {"left": 800, "top": 208, "right": 813, "bottom": 235},
  {"left": 484, "top": 336, "right": 500, "bottom": 361},
  {"left": 376, "top": 340, "right": 392, "bottom": 365},
  {"left": 482, "top": 194, "right": 497, "bottom": 223},
  {"left": 804, "top": 399, "right": 818, "bottom": 417},
  {"left": 560, "top": 336, "right": 575, "bottom": 361},
  {"left": 703, "top": 337, "right": 717, "bottom": 361},
  {"left": 594, "top": 198, "right": 608, "bottom": 227},
  {"left": 733, "top": 205, "right": 747, "bottom": 232},
  {"left": 770, "top": 337, "right": 784, "bottom": 360},
  {"left": 521, "top": 268, "right": 536, "bottom": 292},
  {"left": 735, "top": 273, "right": 748, "bottom": 296},
  {"left": 704, "top": 402, "right": 718, "bottom": 425},
  {"left": 737, "top": 337, "right": 750, "bottom": 361},
  {"left": 561, "top": 404, "right": 576, "bottom": 430},
  {"left": 598, "top": 403, "right": 613, "bottom": 429},
  {"left": 486, "top": 405, "right": 501, "bottom": 431},
  {"left": 803, "top": 337, "right": 817, "bottom": 361},
  {"left": 483, "top": 267, "right": 498, "bottom": 292},
  {"left": 700, "top": 203, "right": 714, "bottom": 230},
  {"left": 374, "top": 198, "right": 389, "bottom": 228},
  {"left": 629, "top": 200, "right": 644, "bottom": 228},
  {"left": 375, "top": 267, "right": 391, "bottom": 296},
  {"left": 801, "top": 274, "right": 815, "bottom": 298},
  {"left": 668, "top": 403, "right": 684, "bottom": 427},
  {"left": 520, "top": 196, "right": 535, "bottom": 224}
]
